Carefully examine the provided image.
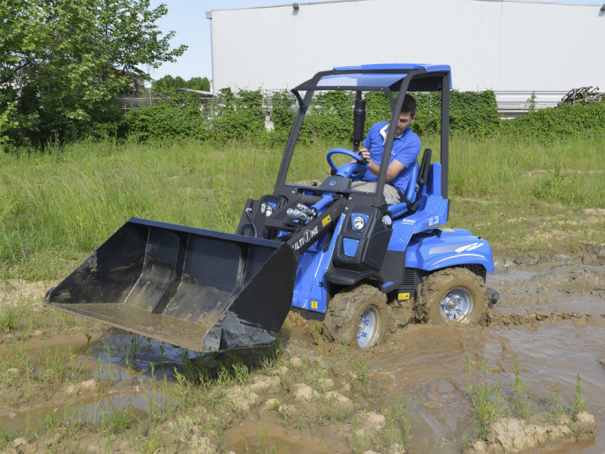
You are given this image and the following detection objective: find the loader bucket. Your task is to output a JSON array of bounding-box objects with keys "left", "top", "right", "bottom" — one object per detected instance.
[{"left": 45, "top": 218, "right": 297, "bottom": 353}]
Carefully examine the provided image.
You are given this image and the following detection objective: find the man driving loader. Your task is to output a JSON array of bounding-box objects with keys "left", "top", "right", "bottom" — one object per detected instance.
[{"left": 351, "top": 94, "right": 421, "bottom": 205}]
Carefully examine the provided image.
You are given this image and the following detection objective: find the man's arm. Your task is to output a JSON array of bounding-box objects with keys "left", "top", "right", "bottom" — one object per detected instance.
[{"left": 360, "top": 148, "right": 405, "bottom": 182}]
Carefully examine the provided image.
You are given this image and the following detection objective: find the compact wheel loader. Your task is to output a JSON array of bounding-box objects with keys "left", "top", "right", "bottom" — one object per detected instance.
[{"left": 46, "top": 64, "right": 498, "bottom": 352}]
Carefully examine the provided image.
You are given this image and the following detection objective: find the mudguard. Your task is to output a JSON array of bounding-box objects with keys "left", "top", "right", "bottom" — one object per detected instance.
[{"left": 405, "top": 228, "right": 495, "bottom": 274}]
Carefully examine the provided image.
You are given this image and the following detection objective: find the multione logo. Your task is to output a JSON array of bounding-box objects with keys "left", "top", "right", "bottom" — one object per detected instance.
[{"left": 293, "top": 226, "right": 319, "bottom": 251}]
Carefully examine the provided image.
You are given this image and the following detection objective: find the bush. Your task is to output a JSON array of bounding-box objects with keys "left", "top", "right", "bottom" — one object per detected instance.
[
  {"left": 271, "top": 90, "right": 296, "bottom": 141},
  {"left": 209, "top": 88, "right": 267, "bottom": 142},
  {"left": 10, "top": 82, "right": 605, "bottom": 149},
  {"left": 126, "top": 92, "right": 209, "bottom": 143},
  {"left": 502, "top": 100, "right": 605, "bottom": 142}
]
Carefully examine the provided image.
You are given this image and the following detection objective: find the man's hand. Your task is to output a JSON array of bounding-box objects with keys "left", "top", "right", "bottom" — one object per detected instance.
[
  {"left": 359, "top": 147, "right": 370, "bottom": 163},
  {"left": 350, "top": 147, "right": 370, "bottom": 164}
]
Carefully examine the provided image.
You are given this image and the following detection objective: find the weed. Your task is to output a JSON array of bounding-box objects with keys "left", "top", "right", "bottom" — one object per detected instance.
[
  {"left": 352, "top": 356, "right": 374, "bottom": 397},
  {"left": 127, "top": 334, "right": 145, "bottom": 366},
  {"left": 159, "top": 343, "right": 167, "bottom": 366},
  {"left": 511, "top": 355, "right": 531, "bottom": 418},
  {"left": 309, "top": 324, "right": 323, "bottom": 346},
  {"left": 548, "top": 386, "right": 565, "bottom": 421},
  {"left": 138, "top": 428, "right": 164, "bottom": 454},
  {"left": 256, "top": 420, "right": 277, "bottom": 454},
  {"left": 98, "top": 405, "right": 140, "bottom": 434},
  {"left": 381, "top": 396, "right": 412, "bottom": 450},
  {"left": 43, "top": 405, "right": 61, "bottom": 431},
  {"left": 465, "top": 354, "right": 509, "bottom": 439},
  {"left": 0, "top": 304, "right": 18, "bottom": 332},
  {"left": 0, "top": 419, "right": 9, "bottom": 446},
  {"left": 573, "top": 375, "right": 588, "bottom": 415},
  {"left": 350, "top": 417, "right": 372, "bottom": 454},
  {"left": 232, "top": 362, "right": 249, "bottom": 386},
  {"left": 85, "top": 332, "right": 92, "bottom": 354}
]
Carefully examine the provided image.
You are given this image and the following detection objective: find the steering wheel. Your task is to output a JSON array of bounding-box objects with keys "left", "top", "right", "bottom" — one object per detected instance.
[{"left": 326, "top": 148, "right": 367, "bottom": 180}]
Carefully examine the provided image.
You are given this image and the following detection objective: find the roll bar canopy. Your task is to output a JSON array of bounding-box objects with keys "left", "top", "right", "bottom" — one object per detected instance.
[{"left": 274, "top": 64, "right": 451, "bottom": 206}]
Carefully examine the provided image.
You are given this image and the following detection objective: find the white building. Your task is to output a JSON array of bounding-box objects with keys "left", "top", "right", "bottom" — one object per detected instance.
[{"left": 207, "top": 0, "right": 605, "bottom": 114}]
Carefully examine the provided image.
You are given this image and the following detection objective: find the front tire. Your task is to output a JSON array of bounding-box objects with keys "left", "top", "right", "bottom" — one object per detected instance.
[
  {"left": 323, "top": 284, "right": 391, "bottom": 349},
  {"left": 414, "top": 267, "right": 488, "bottom": 326}
]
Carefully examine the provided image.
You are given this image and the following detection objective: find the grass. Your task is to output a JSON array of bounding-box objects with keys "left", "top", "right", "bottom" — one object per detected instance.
[
  {"left": 1, "top": 135, "right": 604, "bottom": 280},
  {"left": 0, "top": 304, "right": 18, "bottom": 332}
]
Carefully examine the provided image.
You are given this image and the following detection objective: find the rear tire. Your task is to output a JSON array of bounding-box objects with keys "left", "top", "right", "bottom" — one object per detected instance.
[
  {"left": 414, "top": 267, "right": 488, "bottom": 326},
  {"left": 323, "top": 284, "right": 391, "bottom": 349}
]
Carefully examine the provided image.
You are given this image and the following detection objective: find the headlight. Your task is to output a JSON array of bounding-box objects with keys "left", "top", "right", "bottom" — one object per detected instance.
[
  {"left": 382, "top": 215, "right": 392, "bottom": 227},
  {"left": 260, "top": 202, "right": 267, "bottom": 214},
  {"left": 265, "top": 205, "right": 274, "bottom": 217},
  {"left": 352, "top": 215, "right": 366, "bottom": 231}
]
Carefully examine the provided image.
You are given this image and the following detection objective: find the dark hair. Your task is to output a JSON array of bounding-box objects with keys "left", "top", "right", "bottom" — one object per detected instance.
[{"left": 400, "top": 94, "right": 416, "bottom": 117}]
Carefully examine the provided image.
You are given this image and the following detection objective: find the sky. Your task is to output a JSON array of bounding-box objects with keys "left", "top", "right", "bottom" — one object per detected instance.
[
  {"left": 147, "top": 0, "right": 310, "bottom": 81},
  {"left": 148, "top": 0, "right": 605, "bottom": 82}
]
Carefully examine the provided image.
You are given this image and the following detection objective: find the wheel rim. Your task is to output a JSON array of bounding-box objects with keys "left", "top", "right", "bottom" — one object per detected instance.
[
  {"left": 356, "top": 306, "right": 380, "bottom": 348},
  {"left": 439, "top": 287, "right": 473, "bottom": 323}
]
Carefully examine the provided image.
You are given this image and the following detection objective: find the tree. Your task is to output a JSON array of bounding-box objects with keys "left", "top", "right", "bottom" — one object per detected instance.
[
  {"left": 187, "top": 77, "right": 211, "bottom": 92},
  {"left": 0, "top": 0, "right": 187, "bottom": 145},
  {"left": 151, "top": 75, "right": 211, "bottom": 94}
]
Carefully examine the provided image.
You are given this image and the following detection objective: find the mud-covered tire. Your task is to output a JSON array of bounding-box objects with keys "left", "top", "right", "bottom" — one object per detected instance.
[
  {"left": 414, "top": 267, "right": 488, "bottom": 326},
  {"left": 323, "top": 284, "right": 391, "bottom": 349}
]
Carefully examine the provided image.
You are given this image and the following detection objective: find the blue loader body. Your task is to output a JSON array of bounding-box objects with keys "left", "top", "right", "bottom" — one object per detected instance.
[
  {"left": 46, "top": 63, "right": 499, "bottom": 354},
  {"left": 234, "top": 63, "right": 498, "bottom": 348}
]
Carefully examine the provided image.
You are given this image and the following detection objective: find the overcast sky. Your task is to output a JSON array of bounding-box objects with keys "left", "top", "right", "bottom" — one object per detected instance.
[{"left": 148, "top": 0, "right": 604, "bottom": 82}]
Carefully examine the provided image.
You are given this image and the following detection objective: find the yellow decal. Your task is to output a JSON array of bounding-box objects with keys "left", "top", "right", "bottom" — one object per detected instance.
[
  {"left": 311, "top": 301, "right": 318, "bottom": 309},
  {"left": 441, "top": 228, "right": 455, "bottom": 232},
  {"left": 322, "top": 215, "right": 331, "bottom": 227},
  {"left": 398, "top": 292, "right": 410, "bottom": 301}
]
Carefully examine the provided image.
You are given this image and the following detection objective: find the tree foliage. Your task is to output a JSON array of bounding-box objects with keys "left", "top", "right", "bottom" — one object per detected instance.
[
  {"left": 0, "top": 0, "right": 186, "bottom": 145},
  {"left": 151, "top": 75, "right": 211, "bottom": 93}
]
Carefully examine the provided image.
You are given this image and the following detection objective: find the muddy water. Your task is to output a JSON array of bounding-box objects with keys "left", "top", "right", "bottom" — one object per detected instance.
[
  {"left": 370, "top": 261, "right": 605, "bottom": 453},
  {"left": 0, "top": 332, "right": 180, "bottom": 436},
  {"left": 2, "top": 260, "right": 604, "bottom": 453}
]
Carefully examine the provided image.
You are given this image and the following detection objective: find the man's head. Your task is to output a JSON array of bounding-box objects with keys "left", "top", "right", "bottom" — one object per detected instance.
[{"left": 394, "top": 94, "right": 416, "bottom": 136}]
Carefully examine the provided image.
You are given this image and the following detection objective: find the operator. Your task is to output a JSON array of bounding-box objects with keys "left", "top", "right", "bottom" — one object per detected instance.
[{"left": 352, "top": 94, "right": 421, "bottom": 205}]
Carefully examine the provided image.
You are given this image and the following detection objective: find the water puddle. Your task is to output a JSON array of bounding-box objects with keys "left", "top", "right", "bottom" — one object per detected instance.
[
  {"left": 0, "top": 389, "right": 158, "bottom": 435},
  {"left": 0, "top": 329, "right": 183, "bottom": 436},
  {"left": 370, "top": 319, "right": 605, "bottom": 453}
]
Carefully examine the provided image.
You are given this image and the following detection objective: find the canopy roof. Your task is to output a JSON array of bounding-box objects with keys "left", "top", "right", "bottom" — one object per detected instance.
[{"left": 294, "top": 63, "right": 452, "bottom": 92}]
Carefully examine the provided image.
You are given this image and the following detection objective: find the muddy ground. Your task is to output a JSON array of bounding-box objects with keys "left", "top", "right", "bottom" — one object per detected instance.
[{"left": 1, "top": 253, "right": 604, "bottom": 453}]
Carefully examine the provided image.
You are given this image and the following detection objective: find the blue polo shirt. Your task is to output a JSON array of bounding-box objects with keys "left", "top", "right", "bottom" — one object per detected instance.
[{"left": 362, "top": 122, "right": 421, "bottom": 194}]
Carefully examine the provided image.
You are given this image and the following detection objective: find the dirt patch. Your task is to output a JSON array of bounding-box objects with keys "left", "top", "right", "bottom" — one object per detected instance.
[
  {"left": 0, "top": 280, "right": 55, "bottom": 309},
  {"left": 464, "top": 413, "right": 597, "bottom": 454}
]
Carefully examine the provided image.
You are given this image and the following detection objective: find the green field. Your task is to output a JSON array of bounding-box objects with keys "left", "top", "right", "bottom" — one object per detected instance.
[{"left": 1, "top": 135, "right": 604, "bottom": 280}]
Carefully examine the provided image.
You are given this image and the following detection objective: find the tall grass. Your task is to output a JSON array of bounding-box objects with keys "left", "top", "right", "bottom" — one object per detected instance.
[
  {"left": 0, "top": 139, "right": 281, "bottom": 279},
  {"left": 1, "top": 135, "right": 604, "bottom": 279}
]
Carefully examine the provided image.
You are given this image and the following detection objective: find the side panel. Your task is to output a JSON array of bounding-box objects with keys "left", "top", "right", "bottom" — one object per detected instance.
[{"left": 405, "top": 228, "right": 495, "bottom": 274}]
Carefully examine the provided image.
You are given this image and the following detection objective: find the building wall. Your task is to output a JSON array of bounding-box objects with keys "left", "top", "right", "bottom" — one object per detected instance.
[{"left": 209, "top": 0, "right": 605, "bottom": 96}]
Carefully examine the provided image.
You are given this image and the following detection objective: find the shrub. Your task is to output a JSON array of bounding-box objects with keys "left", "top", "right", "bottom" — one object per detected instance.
[
  {"left": 126, "top": 92, "right": 209, "bottom": 143},
  {"left": 502, "top": 100, "right": 605, "bottom": 142},
  {"left": 209, "top": 88, "right": 267, "bottom": 142}
]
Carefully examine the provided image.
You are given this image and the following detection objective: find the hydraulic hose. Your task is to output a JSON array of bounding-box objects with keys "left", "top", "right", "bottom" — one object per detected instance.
[{"left": 237, "top": 208, "right": 258, "bottom": 237}]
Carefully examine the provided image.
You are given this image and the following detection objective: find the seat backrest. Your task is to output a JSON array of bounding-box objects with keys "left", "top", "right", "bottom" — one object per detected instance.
[
  {"left": 403, "top": 161, "right": 420, "bottom": 205},
  {"left": 388, "top": 148, "right": 432, "bottom": 218}
]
